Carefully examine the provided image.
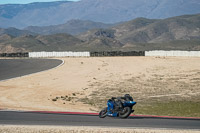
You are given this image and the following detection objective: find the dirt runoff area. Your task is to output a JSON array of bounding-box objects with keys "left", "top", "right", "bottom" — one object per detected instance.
[{"left": 0, "top": 57, "right": 200, "bottom": 116}]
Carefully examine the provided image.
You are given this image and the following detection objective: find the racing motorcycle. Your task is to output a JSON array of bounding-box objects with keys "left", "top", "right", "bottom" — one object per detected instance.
[{"left": 99, "top": 94, "right": 136, "bottom": 118}]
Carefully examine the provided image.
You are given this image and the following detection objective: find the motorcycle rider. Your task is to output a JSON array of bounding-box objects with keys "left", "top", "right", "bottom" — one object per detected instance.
[
  {"left": 109, "top": 94, "right": 133, "bottom": 111},
  {"left": 99, "top": 93, "right": 136, "bottom": 118}
]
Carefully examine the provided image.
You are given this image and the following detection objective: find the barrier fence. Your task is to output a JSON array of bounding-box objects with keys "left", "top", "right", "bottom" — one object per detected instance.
[
  {"left": 28, "top": 52, "right": 90, "bottom": 58},
  {"left": 0, "top": 52, "right": 28, "bottom": 57},
  {"left": 1, "top": 51, "right": 200, "bottom": 57},
  {"left": 90, "top": 51, "right": 145, "bottom": 57},
  {"left": 145, "top": 50, "right": 200, "bottom": 57}
]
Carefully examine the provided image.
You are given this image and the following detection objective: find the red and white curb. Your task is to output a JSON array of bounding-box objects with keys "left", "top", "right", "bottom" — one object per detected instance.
[{"left": 28, "top": 111, "right": 200, "bottom": 120}]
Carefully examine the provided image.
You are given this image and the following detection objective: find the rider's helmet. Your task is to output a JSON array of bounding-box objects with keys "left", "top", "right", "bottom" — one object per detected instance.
[{"left": 124, "top": 94, "right": 133, "bottom": 101}]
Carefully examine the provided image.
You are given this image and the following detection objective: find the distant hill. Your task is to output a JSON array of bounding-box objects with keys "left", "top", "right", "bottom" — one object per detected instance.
[
  {"left": 78, "top": 14, "right": 200, "bottom": 44},
  {"left": 0, "top": 33, "right": 123, "bottom": 53},
  {"left": 0, "top": 27, "right": 37, "bottom": 37},
  {"left": 0, "top": 0, "right": 200, "bottom": 28},
  {"left": 24, "top": 19, "right": 113, "bottom": 35},
  {"left": 0, "top": 33, "right": 83, "bottom": 53},
  {"left": 113, "top": 14, "right": 200, "bottom": 43}
]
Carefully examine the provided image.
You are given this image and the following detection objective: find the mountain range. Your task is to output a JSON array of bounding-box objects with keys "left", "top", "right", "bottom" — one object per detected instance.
[
  {"left": 0, "top": 27, "right": 37, "bottom": 37},
  {"left": 0, "top": 19, "right": 113, "bottom": 36},
  {"left": 24, "top": 19, "right": 113, "bottom": 35},
  {"left": 0, "top": 13, "right": 200, "bottom": 53},
  {"left": 81, "top": 14, "right": 200, "bottom": 44},
  {"left": 0, "top": 0, "right": 200, "bottom": 28}
]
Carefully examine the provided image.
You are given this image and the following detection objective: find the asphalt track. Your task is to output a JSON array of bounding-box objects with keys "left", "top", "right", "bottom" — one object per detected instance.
[
  {"left": 0, "top": 111, "right": 200, "bottom": 129},
  {"left": 0, "top": 59, "right": 200, "bottom": 129},
  {"left": 0, "top": 59, "right": 63, "bottom": 81}
]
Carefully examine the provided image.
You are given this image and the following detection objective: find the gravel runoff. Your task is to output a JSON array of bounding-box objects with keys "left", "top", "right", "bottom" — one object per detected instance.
[{"left": 0, "top": 125, "right": 200, "bottom": 133}]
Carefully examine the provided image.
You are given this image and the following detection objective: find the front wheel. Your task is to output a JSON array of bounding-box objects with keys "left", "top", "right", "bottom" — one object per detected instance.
[
  {"left": 99, "top": 107, "right": 107, "bottom": 118},
  {"left": 119, "top": 107, "right": 131, "bottom": 118}
]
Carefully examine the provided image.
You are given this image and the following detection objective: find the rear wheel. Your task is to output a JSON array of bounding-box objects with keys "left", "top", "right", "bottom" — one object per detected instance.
[
  {"left": 119, "top": 107, "right": 131, "bottom": 118},
  {"left": 99, "top": 107, "right": 107, "bottom": 118}
]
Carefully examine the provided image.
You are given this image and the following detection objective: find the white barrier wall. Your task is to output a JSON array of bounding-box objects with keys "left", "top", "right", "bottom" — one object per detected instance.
[
  {"left": 29, "top": 51, "right": 90, "bottom": 58},
  {"left": 28, "top": 51, "right": 200, "bottom": 57},
  {"left": 145, "top": 51, "right": 200, "bottom": 57}
]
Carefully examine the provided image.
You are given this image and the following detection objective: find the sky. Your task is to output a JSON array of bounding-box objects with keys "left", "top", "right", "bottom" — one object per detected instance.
[{"left": 0, "top": 0, "right": 80, "bottom": 4}]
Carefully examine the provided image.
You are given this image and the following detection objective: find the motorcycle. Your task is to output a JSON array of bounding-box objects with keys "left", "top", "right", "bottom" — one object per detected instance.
[{"left": 99, "top": 95, "right": 136, "bottom": 118}]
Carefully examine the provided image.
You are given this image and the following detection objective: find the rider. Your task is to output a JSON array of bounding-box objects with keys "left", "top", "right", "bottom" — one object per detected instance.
[{"left": 108, "top": 94, "right": 133, "bottom": 111}]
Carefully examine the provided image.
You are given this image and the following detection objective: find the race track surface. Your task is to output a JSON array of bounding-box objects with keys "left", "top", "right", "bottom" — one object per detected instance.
[
  {"left": 0, "top": 59, "right": 62, "bottom": 81},
  {"left": 0, "top": 111, "right": 200, "bottom": 129}
]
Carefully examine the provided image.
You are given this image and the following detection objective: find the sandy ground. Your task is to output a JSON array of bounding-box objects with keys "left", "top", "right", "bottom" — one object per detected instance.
[
  {"left": 0, "top": 125, "right": 200, "bottom": 133},
  {"left": 0, "top": 57, "right": 200, "bottom": 112}
]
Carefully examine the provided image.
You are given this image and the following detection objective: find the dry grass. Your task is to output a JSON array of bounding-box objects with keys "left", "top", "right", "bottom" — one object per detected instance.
[{"left": 78, "top": 57, "right": 200, "bottom": 116}]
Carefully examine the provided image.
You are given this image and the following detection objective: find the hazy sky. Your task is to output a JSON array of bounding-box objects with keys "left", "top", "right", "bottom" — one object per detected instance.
[{"left": 0, "top": 0, "right": 80, "bottom": 4}]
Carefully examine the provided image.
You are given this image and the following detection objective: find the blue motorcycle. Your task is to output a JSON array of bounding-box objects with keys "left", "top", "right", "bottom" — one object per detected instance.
[{"left": 99, "top": 94, "right": 136, "bottom": 118}]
